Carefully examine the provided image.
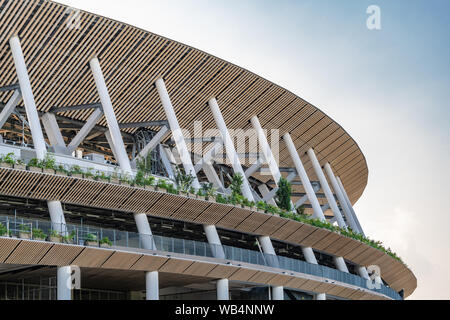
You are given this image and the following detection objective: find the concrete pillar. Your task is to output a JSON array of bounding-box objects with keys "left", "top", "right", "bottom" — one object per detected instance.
[
  {"left": 48, "top": 200, "right": 68, "bottom": 236},
  {"left": 41, "top": 113, "right": 66, "bottom": 150},
  {"left": 333, "top": 257, "right": 349, "bottom": 273},
  {"left": 204, "top": 225, "right": 226, "bottom": 259},
  {"left": 134, "top": 213, "right": 156, "bottom": 250},
  {"left": 258, "top": 236, "right": 280, "bottom": 269},
  {"left": 307, "top": 148, "right": 346, "bottom": 228},
  {"left": 358, "top": 266, "right": 370, "bottom": 280},
  {"left": 316, "top": 293, "right": 326, "bottom": 300},
  {"left": 336, "top": 176, "right": 365, "bottom": 236},
  {"left": 9, "top": 36, "right": 47, "bottom": 160},
  {"left": 57, "top": 266, "right": 72, "bottom": 300},
  {"left": 89, "top": 57, "right": 132, "bottom": 174},
  {"left": 67, "top": 108, "right": 103, "bottom": 153},
  {"left": 217, "top": 278, "right": 229, "bottom": 300},
  {"left": 272, "top": 286, "right": 284, "bottom": 301},
  {"left": 155, "top": 78, "right": 200, "bottom": 190},
  {"left": 302, "top": 247, "right": 318, "bottom": 264},
  {"left": 283, "top": 133, "right": 325, "bottom": 221},
  {"left": 324, "top": 163, "right": 358, "bottom": 232},
  {"left": 209, "top": 98, "right": 254, "bottom": 201},
  {"left": 146, "top": 271, "right": 159, "bottom": 300}
]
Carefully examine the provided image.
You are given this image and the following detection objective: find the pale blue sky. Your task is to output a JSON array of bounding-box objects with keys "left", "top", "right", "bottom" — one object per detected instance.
[{"left": 60, "top": 0, "right": 450, "bottom": 299}]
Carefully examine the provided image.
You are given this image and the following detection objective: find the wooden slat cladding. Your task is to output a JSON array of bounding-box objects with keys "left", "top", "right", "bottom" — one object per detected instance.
[
  {"left": 0, "top": 0, "right": 367, "bottom": 204},
  {"left": 0, "top": 168, "right": 415, "bottom": 297}
]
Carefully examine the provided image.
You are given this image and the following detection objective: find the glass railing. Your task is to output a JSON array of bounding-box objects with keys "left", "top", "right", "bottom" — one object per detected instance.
[{"left": 0, "top": 215, "right": 402, "bottom": 300}]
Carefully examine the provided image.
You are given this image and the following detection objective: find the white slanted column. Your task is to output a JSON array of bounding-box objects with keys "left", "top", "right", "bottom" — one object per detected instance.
[
  {"left": 258, "top": 184, "right": 277, "bottom": 206},
  {"left": 259, "top": 236, "right": 280, "bottom": 269},
  {"left": 336, "top": 176, "right": 365, "bottom": 236},
  {"left": 204, "top": 224, "right": 226, "bottom": 259},
  {"left": 333, "top": 257, "right": 349, "bottom": 273},
  {"left": 217, "top": 278, "right": 229, "bottom": 300},
  {"left": 9, "top": 36, "right": 68, "bottom": 236},
  {"left": 358, "top": 266, "right": 370, "bottom": 280},
  {"left": 90, "top": 57, "right": 132, "bottom": 174},
  {"left": 41, "top": 113, "right": 68, "bottom": 154},
  {"left": 307, "top": 148, "right": 346, "bottom": 228},
  {"left": 0, "top": 90, "right": 21, "bottom": 128},
  {"left": 324, "top": 163, "right": 358, "bottom": 232},
  {"left": 155, "top": 78, "right": 200, "bottom": 190},
  {"left": 301, "top": 246, "right": 326, "bottom": 300},
  {"left": 146, "top": 271, "right": 159, "bottom": 300},
  {"left": 283, "top": 133, "right": 325, "bottom": 221},
  {"left": 67, "top": 108, "right": 103, "bottom": 153},
  {"left": 9, "top": 36, "right": 47, "bottom": 160},
  {"left": 57, "top": 266, "right": 72, "bottom": 300},
  {"left": 134, "top": 213, "right": 156, "bottom": 250},
  {"left": 209, "top": 98, "right": 254, "bottom": 201}
]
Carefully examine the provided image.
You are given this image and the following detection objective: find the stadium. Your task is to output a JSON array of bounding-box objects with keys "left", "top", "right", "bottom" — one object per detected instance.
[{"left": 0, "top": 0, "right": 416, "bottom": 300}]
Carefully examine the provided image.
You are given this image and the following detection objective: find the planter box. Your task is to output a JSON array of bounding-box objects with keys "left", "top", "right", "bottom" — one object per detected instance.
[
  {"left": 0, "top": 162, "right": 13, "bottom": 169},
  {"left": 100, "top": 243, "right": 112, "bottom": 249},
  {"left": 110, "top": 178, "right": 120, "bottom": 185},
  {"left": 242, "top": 206, "right": 252, "bottom": 211},
  {"left": 49, "top": 236, "right": 62, "bottom": 243},
  {"left": 43, "top": 168, "right": 55, "bottom": 175},
  {"left": 197, "top": 195, "right": 206, "bottom": 201},
  {"left": 55, "top": 170, "right": 68, "bottom": 176},
  {"left": 71, "top": 173, "right": 83, "bottom": 179},
  {"left": 120, "top": 181, "right": 130, "bottom": 187},
  {"left": 145, "top": 185, "right": 155, "bottom": 191},
  {"left": 19, "top": 232, "right": 31, "bottom": 240},
  {"left": 29, "top": 167, "right": 42, "bottom": 173},
  {"left": 273, "top": 213, "right": 280, "bottom": 217},
  {"left": 188, "top": 193, "right": 197, "bottom": 199},
  {"left": 14, "top": 164, "right": 26, "bottom": 170},
  {"left": 207, "top": 198, "right": 216, "bottom": 203},
  {"left": 257, "top": 209, "right": 265, "bottom": 214},
  {"left": 33, "top": 237, "right": 46, "bottom": 241},
  {"left": 84, "top": 241, "right": 98, "bottom": 247}
]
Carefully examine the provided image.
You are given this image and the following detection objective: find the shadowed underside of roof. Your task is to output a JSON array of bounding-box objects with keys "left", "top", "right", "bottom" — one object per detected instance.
[{"left": 0, "top": 0, "right": 368, "bottom": 205}]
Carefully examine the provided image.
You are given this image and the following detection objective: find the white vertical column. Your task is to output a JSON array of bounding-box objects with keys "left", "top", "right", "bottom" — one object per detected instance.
[
  {"left": 9, "top": 36, "right": 47, "bottom": 160},
  {"left": 307, "top": 148, "right": 346, "bottom": 228},
  {"left": 324, "top": 163, "right": 358, "bottom": 232},
  {"left": 336, "top": 176, "right": 365, "bottom": 235},
  {"left": 57, "top": 266, "right": 72, "bottom": 300},
  {"left": 217, "top": 279, "right": 229, "bottom": 300},
  {"left": 155, "top": 78, "right": 200, "bottom": 189},
  {"left": 146, "top": 271, "right": 159, "bottom": 300},
  {"left": 89, "top": 57, "right": 132, "bottom": 174},
  {"left": 316, "top": 293, "right": 327, "bottom": 300},
  {"left": 134, "top": 213, "right": 156, "bottom": 250},
  {"left": 209, "top": 98, "right": 254, "bottom": 201},
  {"left": 272, "top": 286, "right": 284, "bottom": 301},
  {"left": 48, "top": 201, "right": 67, "bottom": 235},
  {"left": 283, "top": 133, "right": 325, "bottom": 221},
  {"left": 204, "top": 224, "right": 226, "bottom": 259}
]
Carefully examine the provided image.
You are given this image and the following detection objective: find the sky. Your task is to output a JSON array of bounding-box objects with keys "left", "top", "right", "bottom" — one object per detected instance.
[{"left": 59, "top": 0, "right": 450, "bottom": 299}]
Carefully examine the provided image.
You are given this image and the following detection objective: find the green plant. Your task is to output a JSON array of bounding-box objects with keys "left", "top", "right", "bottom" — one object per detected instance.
[
  {"left": 216, "top": 194, "right": 228, "bottom": 204},
  {"left": 27, "top": 158, "right": 41, "bottom": 168},
  {"left": 157, "top": 179, "right": 168, "bottom": 190},
  {"left": 134, "top": 170, "right": 146, "bottom": 186},
  {"left": 33, "top": 228, "right": 46, "bottom": 239},
  {"left": 201, "top": 183, "right": 216, "bottom": 199},
  {"left": 230, "top": 173, "right": 244, "bottom": 197},
  {"left": 85, "top": 233, "right": 98, "bottom": 242},
  {"left": 0, "top": 223, "right": 7, "bottom": 236},
  {"left": 256, "top": 201, "right": 266, "bottom": 210},
  {"left": 276, "top": 177, "right": 292, "bottom": 211},
  {"left": 62, "top": 230, "right": 77, "bottom": 243},
  {"left": 100, "top": 237, "right": 112, "bottom": 246},
  {"left": 19, "top": 224, "right": 31, "bottom": 233},
  {"left": 95, "top": 171, "right": 109, "bottom": 182},
  {"left": 136, "top": 153, "right": 152, "bottom": 175},
  {"left": 3, "top": 153, "right": 16, "bottom": 165},
  {"left": 50, "top": 230, "right": 60, "bottom": 238},
  {"left": 175, "top": 168, "right": 196, "bottom": 194},
  {"left": 41, "top": 154, "right": 56, "bottom": 170},
  {"left": 70, "top": 165, "right": 83, "bottom": 175}
]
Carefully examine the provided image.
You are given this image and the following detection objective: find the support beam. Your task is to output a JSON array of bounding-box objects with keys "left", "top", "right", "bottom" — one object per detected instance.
[
  {"left": 203, "top": 163, "right": 226, "bottom": 193},
  {"left": 258, "top": 184, "right": 277, "bottom": 206},
  {"left": 283, "top": 133, "right": 325, "bottom": 221},
  {"left": 245, "top": 157, "right": 264, "bottom": 178},
  {"left": 302, "top": 247, "right": 318, "bottom": 264},
  {"left": 333, "top": 257, "right": 349, "bottom": 273},
  {"left": 90, "top": 57, "right": 132, "bottom": 174},
  {"left": 9, "top": 36, "right": 47, "bottom": 160},
  {"left": 0, "top": 90, "right": 21, "bottom": 129},
  {"left": 156, "top": 78, "right": 200, "bottom": 189},
  {"left": 57, "top": 266, "right": 72, "bottom": 300},
  {"left": 48, "top": 201, "right": 68, "bottom": 235},
  {"left": 258, "top": 236, "right": 280, "bottom": 268},
  {"left": 160, "top": 145, "right": 176, "bottom": 181},
  {"left": 307, "top": 148, "right": 347, "bottom": 229},
  {"left": 272, "top": 286, "right": 284, "bottom": 301},
  {"left": 324, "top": 163, "right": 359, "bottom": 232},
  {"left": 119, "top": 120, "right": 169, "bottom": 129},
  {"left": 209, "top": 98, "right": 254, "bottom": 201},
  {"left": 217, "top": 279, "right": 229, "bottom": 300},
  {"left": 136, "top": 126, "right": 170, "bottom": 161},
  {"left": 194, "top": 140, "right": 223, "bottom": 174},
  {"left": 294, "top": 181, "right": 321, "bottom": 208},
  {"left": 204, "top": 225, "right": 226, "bottom": 259},
  {"left": 134, "top": 213, "right": 156, "bottom": 250},
  {"left": 146, "top": 271, "right": 159, "bottom": 300},
  {"left": 358, "top": 266, "right": 370, "bottom": 280},
  {"left": 41, "top": 113, "right": 68, "bottom": 154},
  {"left": 316, "top": 293, "right": 327, "bottom": 300},
  {"left": 50, "top": 103, "right": 101, "bottom": 114},
  {"left": 337, "top": 176, "right": 365, "bottom": 236},
  {"left": 67, "top": 108, "right": 103, "bottom": 153}
]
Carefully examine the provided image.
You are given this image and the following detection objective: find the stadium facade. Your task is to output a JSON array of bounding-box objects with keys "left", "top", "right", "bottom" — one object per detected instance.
[{"left": 0, "top": 0, "right": 416, "bottom": 300}]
